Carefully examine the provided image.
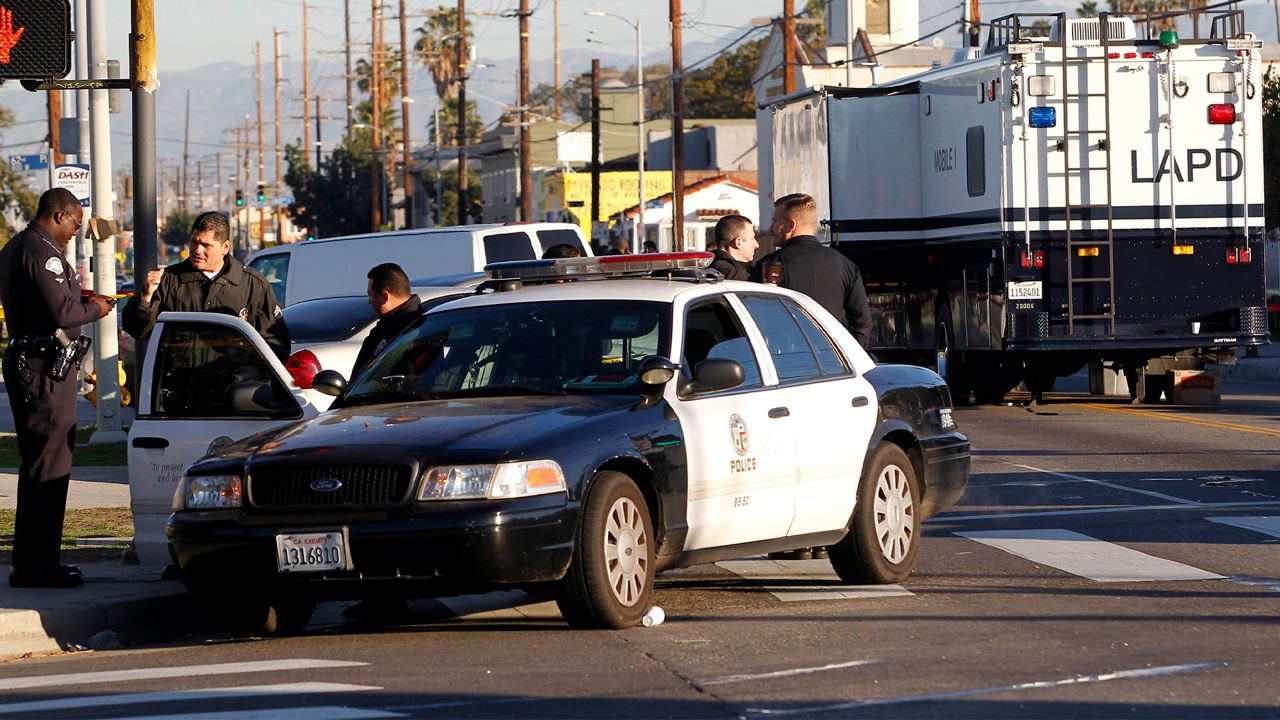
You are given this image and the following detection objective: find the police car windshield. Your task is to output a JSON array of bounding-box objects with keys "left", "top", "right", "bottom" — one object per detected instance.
[{"left": 343, "top": 300, "right": 671, "bottom": 402}]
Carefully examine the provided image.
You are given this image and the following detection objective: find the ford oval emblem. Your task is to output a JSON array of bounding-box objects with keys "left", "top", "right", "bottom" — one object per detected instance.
[{"left": 310, "top": 477, "right": 343, "bottom": 492}]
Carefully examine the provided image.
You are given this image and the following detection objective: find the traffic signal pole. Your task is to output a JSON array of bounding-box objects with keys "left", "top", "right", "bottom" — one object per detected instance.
[{"left": 90, "top": 0, "right": 123, "bottom": 444}]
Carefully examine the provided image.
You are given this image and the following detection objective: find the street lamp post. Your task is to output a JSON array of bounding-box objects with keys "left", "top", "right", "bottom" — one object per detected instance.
[{"left": 586, "top": 11, "right": 645, "bottom": 249}]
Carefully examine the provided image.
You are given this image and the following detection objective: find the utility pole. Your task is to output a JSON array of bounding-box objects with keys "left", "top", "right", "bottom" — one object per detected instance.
[
  {"left": 457, "top": 0, "right": 469, "bottom": 225},
  {"left": 400, "top": 0, "right": 414, "bottom": 228},
  {"left": 315, "top": 95, "right": 323, "bottom": 166},
  {"left": 303, "top": 2, "right": 311, "bottom": 163},
  {"left": 196, "top": 159, "right": 204, "bottom": 207},
  {"left": 181, "top": 90, "right": 190, "bottom": 208},
  {"left": 590, "top": 58, "right": 600, "bottom": 243},
  {"left": 371, "top": 0, "right": 383, "bottom": 230},
  {"left": 274, "top": 28, "right": 284, "bottom": 243},
  {"left": 89, "top": 0, "right": 123, "bottom": 443},
  {"left": 345, "top": 0, "right": 354, "bottom": 137},
  {"left": 433, "top": 106, "right": 442, "bottom": 226},
  {"left": 256, "top": 41, "right": 265, "bottom": 252},
  {"left": 553, "top": 0, "right": 561, "bottom": 121},
  {"left": 782, "top": 0, "right": 795, "bottom": 95},
  {"left": 518, "top": 0, "right": 532, "bottom": 222},
  {"left": 671, "top": 0, "right": 685, "bottom": 248},
  {"left": 969, "top": 0, "right": 980, "bottom": 48},
  {"left": 635, "top": 21, "right": 646, "bottom": 246},
  {"left": 75, "top": 0, "right": 89, "bottom": 283},
  {"left": 46, "top": 91, "right": 64, "bottom": 165}
]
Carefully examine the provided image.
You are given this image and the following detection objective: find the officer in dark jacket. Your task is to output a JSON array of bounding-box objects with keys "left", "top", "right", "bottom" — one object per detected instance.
[
  {"left": 350, "top": 263, "right": 422, "bottom": 378},
  {"left": 0, "top": 188, "right": 115, "bottom": 588},
  {"left": 123, "top": 211, "right": 289, "bottom": 360},
  {"left": 756, "top": 193, "right": 871, "bottom": 349},
  {"left": 709, "top": 214, "right": 758, "bottom": 281}
]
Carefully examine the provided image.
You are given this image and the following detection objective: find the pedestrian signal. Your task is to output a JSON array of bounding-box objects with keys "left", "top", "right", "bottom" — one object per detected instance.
[{"left": 0, "top": 1, "right": 72, "bottom": 81}]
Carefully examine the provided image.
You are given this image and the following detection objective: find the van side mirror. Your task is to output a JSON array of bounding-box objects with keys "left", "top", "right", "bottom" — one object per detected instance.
[{"left": 313, "top": 370, "right": 348, "bottom": 397}]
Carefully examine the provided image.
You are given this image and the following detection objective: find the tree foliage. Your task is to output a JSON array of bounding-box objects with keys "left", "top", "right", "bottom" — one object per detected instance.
[
  {"left": 414, "top": 6, "right": 472, "bottom": 102},
  {"left": 160, "top": 207, "right": 198, "bottom": 250},
  {"left": 420, "top": 166, "right": 482, "bottom": 226},
  {"left": 284, "top": 141, "right": 375, "bottom": 238},
  {"left": 1263, "top": 68, "right": 1280, "bottom": 230},
  {"left": 0, "top": 106, "right": 39, "bottom": 245},
  {"left": 427, "top": 98, "right": 484, "bottom": 147}
]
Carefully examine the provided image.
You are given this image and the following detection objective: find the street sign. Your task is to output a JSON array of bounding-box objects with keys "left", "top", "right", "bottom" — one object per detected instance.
[
  {"left": 52, "top": 163, "right": 90, "bottom": 207},
  {"left": 8, "top": 152, "right": 48, "bottom": 172},
  {"left": 0, "top": 1, "right": 72, "bottom": 81}
]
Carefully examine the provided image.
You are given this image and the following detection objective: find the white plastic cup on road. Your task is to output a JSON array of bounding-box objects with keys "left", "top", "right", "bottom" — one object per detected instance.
[{"left": 641, "top": 605, "right": 665, "bottom": 627}]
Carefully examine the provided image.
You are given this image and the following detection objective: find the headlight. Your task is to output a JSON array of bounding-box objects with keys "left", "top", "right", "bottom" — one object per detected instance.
[
  {"left": 178, "top": 474, "right": 243, "bottom": 510},
  {"left": 418, "top": 460, "right": 566, "bottom": 500}
]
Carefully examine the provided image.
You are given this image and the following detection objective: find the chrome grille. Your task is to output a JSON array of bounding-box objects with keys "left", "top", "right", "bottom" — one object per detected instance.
[{"left": 249, "top": 465, "right": 412, "bottom": 509}]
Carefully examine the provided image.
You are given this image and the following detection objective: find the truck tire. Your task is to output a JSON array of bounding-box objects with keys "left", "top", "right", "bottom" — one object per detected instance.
[{"left": 829, "top": 443, "right": 921, "bottom": 585}]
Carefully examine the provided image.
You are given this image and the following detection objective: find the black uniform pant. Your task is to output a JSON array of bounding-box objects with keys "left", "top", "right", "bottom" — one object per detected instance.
[{"left": 3, "top": 346, "right": 77, "bottom": 572}]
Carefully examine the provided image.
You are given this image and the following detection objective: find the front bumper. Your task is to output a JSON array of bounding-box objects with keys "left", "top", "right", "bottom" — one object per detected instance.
[
  {"left": 919, "top": 433, "right": 970, "bottom": 518},
  {"left": 167, "top": 493, "right": 577, "bottom": 600}
]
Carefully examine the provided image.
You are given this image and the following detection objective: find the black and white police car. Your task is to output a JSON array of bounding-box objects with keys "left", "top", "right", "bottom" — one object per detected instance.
[{"left": 157, "top": 253, "right": 970, "bottom": 633}]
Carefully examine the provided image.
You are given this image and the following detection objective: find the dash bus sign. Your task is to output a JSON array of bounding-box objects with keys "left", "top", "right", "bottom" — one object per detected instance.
[
  {"left": 0, "top": 1, "right": 71, "bottom": 81},
  {"left": 52, "top": 163, "right": 90, "bottom": 207}
]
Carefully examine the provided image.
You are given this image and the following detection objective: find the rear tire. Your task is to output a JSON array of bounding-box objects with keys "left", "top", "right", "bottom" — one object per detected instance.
[
  {"left": 829, "top": 444, "right": 922, "bottom": 585},
  {"left": 556, "top": 472, "right": 654, "bottom": 629}
]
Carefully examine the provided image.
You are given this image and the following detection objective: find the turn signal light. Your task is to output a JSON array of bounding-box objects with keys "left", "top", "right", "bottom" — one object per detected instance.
[
  {"left": 1172, "top": 245, "right": 1195, "bottom": 256},
  {"left": 1208, "top": 104, "right": 1236, "bottom": 124},
  {"left": 285, "top": 349, "right": 323, "bottom": 389},
  {"left": 1076, "top": 247, "right": 1100, "bottom": 257}
]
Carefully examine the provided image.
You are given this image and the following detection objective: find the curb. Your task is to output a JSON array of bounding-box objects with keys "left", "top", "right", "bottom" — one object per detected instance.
[{"left": 1218, "top": 363, "right": 1280, "bottom": 384}]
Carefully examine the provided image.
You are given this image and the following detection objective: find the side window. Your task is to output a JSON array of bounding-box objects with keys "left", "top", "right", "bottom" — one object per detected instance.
[
  {"left": 783, "top": 298, "right": 850, "bottom": 375},
  {"left": 150, "top": 322, "right": 299, "bottom": 419},
  {"left": 536, "top": 228, "right": 587, "bottom": 255},
  {"left": 249, "top": 253, "right": 289, "bottom": 306},
  {"left": 966, "top": 125, "right": 985, "bottom": 197},
  {"left": 483, "top": 232, "right": 538, "bottom": 263},
  {"left": 740, "top": 295, "right": 824, "bottom": 383},
  {"left": 683, "top": 300, "right": 762, "bottom": 389}
]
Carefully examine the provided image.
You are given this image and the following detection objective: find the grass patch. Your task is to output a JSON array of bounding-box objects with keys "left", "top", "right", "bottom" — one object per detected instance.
[
  {"left": 0, "top": 426, "right": 127, "bottom": 466},
  {"left": 0, "top": 507, "right": 133, "bottom": 564}
]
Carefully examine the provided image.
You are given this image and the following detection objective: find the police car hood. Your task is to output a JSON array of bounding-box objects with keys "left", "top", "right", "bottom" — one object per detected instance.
[{"left": 232, "top": 395, "right": 638, "bottom": 462}]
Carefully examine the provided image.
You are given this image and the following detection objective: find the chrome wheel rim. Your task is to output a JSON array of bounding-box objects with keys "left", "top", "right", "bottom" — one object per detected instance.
[
  {"left": 873, "top": 464, "right": 915, "bottom": 564},
  {"left": 604, "top": 496, "right": 649, "bottom": 607}
]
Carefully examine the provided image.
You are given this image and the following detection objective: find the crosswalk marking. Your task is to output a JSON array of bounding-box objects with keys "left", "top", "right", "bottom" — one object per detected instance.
[
  {"left": 715, "top": 559, "right": 913, "bottom": 602},
  {"left": 0, "top": 659, "right": 367, "bottom": 691},
  {"left": 956, "top": 529, "right": 1224, "bottom": 582},
  {"left": 0, "top": 682, "right": 381, "bottom": 716},
  {"left": 697, "top": 659, "right": 881, "bottom": 688},
  {"left": 118, "top": 707, "right": 404, "bottom": 720},
  {"left": 1207, "top": 516, "right": 1280, "bottom": 540}
]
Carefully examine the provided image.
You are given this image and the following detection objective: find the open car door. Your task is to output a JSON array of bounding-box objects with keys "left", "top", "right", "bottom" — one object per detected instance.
[{"left": 128, "top": 312, "right": 321, "bottom": 567}]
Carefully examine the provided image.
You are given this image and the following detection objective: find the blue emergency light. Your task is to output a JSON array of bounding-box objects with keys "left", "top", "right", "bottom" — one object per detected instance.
[{"left": 1028, "top": 107, "right": 1057, "bottom": 128}]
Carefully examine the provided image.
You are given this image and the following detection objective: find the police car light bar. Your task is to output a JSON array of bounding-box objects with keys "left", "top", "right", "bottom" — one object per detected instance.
[{"left": 485, "top": 252, "right": 714, "bottom": 281}]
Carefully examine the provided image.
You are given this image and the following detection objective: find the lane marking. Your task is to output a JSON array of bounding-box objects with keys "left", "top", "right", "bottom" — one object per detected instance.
[
  {"left": 995, "top": 461, "right": 1198, "bottom": 505},
  {"left": 715, "top": 559, "right": 913, "bottom": 602},
  {"left": 120, "top": 707, "right": 404, "bottom": 720},
  {"left": 745, "top": 661, "right": 1226, "bottom": 716},
  {"left": 0, "top": 660, "right": 367, "bottom": 691},
  {"left": 956, "top": 529, "right": 1223, "bottom": 582},
  {"left": 931, "top": 499, "right": 1280, "bottom": 523},
  {"left": 1075, "top": 403, "right": 1280, "bottom": 439},
  {"left": 696, "top": 659, "right": 881, "bottom": 688},
  {"left": 0, "top": 682, "right": 380, "bottom": 716},
  {"left": 1207, "top": 516, "right": 1280, "bottom": 540}
]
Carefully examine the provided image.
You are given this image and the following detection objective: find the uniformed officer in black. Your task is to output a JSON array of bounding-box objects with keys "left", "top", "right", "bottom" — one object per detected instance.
[
  {"left": 709, "top": 214, "right": 758, "bottom": 281},
  {"left": 350, "top": 263, "right": 421, "bottom": 378},
  {"left": 0, "top": 188, "right": 115, "bottom": 588},
  {"left": 755, "top": 193, "right": 871, "bottom": 349},
  {"left": 122, "top": 211, "right": 289, "bottom": 360}
]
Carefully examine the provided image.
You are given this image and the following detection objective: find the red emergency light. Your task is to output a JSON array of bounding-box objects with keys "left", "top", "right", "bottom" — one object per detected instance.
[{"left": 1208, "top": 104, "right": 1237, "bottom": 125}]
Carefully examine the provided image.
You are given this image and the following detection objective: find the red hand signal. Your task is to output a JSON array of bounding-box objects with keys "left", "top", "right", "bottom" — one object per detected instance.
[{"left": 0, "top": 6, "right": 25, "bottom": 64}]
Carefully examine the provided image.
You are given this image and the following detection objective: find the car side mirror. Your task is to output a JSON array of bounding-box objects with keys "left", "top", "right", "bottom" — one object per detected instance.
[
  {"left": 637, "top": 355, "right": 679, "bottom": 387},
  {"left": 691, "top": 358, "right": 744, "bottom": 394},
  {"left": 313, "top": 369, "right": 348, "bottom": 397}
]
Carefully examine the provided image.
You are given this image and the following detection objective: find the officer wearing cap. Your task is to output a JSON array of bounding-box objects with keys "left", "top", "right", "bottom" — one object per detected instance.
[{"left": 0, "top": 188, "right": 115, "bottom": 589}]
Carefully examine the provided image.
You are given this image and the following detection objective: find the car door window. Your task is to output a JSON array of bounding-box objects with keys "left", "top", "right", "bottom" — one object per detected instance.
[
  {"left": 483, "top": 232, "right": 537, "bottom": 263},
  {"left": 682, "top": 299, "right": 762, "bottom": 389},
  {"left": 740, "top": 295, "right": 848, "bottom": 383},
  {"left": 150, "top": 322, "right": 300, "bottom": 419}
]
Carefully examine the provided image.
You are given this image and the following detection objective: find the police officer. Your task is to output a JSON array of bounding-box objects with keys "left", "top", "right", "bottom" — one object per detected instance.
[
  {"left": 709, "top": 214, "right": 758, "bottom": 281},
  {"left": 350, "top": 263, "right": 421, "bottom": 378},
  {"left": 0, "top": 188, "right": 115, "bottom": 588},
  {"left": 756, "top": 193, "right": 871, "bottom": 349},
  {"left": 123, "top": 211, "right": 289, "bottom": 360}
]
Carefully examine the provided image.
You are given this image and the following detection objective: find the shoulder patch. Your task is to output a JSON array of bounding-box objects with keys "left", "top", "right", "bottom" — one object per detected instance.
[{"left": 44, "top": 256, "right": 64, "bottom": 275}]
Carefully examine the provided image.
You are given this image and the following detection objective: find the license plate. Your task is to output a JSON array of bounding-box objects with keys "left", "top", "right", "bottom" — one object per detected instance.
[
  {"left": 1007, "top": 281, "right": 1043, "bottom": 300},
  {"left": 275, "top": 530, "right": 350, "bottom": 573}
]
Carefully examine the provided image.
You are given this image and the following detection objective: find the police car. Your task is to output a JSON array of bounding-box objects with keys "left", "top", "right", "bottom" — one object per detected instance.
[{"left": 154, "top": 253, "right": 970, "bottom": 634}]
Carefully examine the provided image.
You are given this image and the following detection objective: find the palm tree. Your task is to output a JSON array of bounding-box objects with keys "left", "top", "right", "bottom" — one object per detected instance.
[
  {"left": 414, "top": 7, "right": 471, "bottom": 103},
  {"left": 1078, "top": 2, "right": 1099, "bottom": 18}
]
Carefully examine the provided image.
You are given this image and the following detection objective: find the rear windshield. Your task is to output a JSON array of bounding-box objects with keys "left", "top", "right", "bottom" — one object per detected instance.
[
  {"left": 536, "top": 228, "right": 587, "bottom": 255},
  {"left": 482, "top": 232, "right": 537, "bottom": 263},
  {"left": 283, "top": 296, "right": 375, "bottom": 343}
]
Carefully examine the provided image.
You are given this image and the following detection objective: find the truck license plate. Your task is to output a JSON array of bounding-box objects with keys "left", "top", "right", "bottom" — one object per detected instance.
[
  {"left": 275, "top": 530, "right": 349, "bottom": 573},
  {"left": 1007, "top": 281, "right": 1043, "bottom": 300}
]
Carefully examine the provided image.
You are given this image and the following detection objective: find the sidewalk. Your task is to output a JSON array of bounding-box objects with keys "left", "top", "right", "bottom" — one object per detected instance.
[{"left": 1217, "top": 341, "right": 1280, "bottom": 384}]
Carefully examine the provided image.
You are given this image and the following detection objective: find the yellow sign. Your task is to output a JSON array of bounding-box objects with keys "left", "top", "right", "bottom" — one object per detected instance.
[{"left": 543, "top": 171, "right": 673, "bottom": 239}]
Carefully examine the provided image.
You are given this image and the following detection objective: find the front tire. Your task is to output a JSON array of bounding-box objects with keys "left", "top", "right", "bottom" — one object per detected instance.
[
  {"left": 556, "top": 472, "right": 654, "bottom": 628},
  {"left": 829, "top": 444, "right": 922, "bottom": 585}
]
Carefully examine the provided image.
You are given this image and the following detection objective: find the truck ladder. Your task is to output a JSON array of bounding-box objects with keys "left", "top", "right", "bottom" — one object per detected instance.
[{"left": 1058, "top": 13, "right": 1118, "bottom": 336}]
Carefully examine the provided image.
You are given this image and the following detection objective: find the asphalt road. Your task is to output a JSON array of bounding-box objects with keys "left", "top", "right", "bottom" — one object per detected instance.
[{"left": 0, "top": 379, "right": 1276, "bottom": 719}]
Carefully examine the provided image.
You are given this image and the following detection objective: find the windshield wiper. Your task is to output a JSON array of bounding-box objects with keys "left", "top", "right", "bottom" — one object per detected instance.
[{"left": 342, "top": 390, "right": 441, "bottom": 406}]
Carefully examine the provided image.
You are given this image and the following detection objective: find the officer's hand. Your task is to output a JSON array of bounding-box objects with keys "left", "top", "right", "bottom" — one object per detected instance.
[
  {"left": 142, "top": 268, "right": 164, "bottom": 302},
  {"left": 88, "top": 296, "right": 113, "bottom": 320}
]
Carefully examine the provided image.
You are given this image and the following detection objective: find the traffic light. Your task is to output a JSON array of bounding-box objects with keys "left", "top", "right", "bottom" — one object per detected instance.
[
  {"left": 234, "top": 189, "right": 244, "bottom": 207},
  {"left": 255, "top": 183, "right": 266, "bottom": 203},
  {"left": 0, "top": 1, "right": 72, "bottom": 81}
]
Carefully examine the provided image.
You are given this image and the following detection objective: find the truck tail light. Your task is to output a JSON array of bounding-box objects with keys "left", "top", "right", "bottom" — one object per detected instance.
[
  {"left": 286, "top": 349, "right": 323, "bottom": 389},
  {"left": 1239, "top": 247, "right": 1252, "bottom": 263},
  {"left": 1076, "top": 247, "right": 1100, "bottom": 257},
  {"left": 1020, "top": 251, "right": 1032, "bottom": 268},
  {"left": 1208, "top": 104, "right": 1236, "bottom": 124},
  {"left": 1228, "top": 247, "right": 1252, "bottom": 264},
  {"left": 1172, "top": 245, "right": 1195, "bottom": 256},
  {"left": 1033, "top": 251, "right": 1044, "bottom": 268}
]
